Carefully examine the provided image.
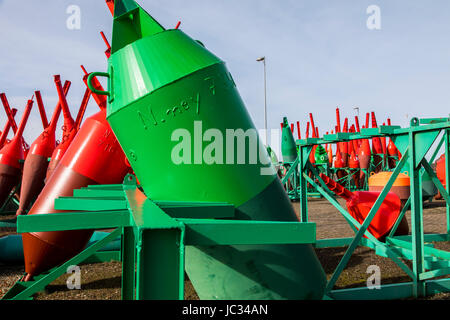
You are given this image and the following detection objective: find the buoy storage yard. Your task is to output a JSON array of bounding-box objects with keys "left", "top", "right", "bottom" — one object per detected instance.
[{"left": 1, "top": 0, "right": 450, "bottom": 304}]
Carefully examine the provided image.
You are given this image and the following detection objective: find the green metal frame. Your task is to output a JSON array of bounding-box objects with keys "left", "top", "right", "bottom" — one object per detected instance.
[
  {"left": 0, "top": 182, "right": 20, "bottom": 216},
  {"left": 298, "top": 117, "right": 450, "bottom": 299},
  {"left": 3, "top": 175, "right": 317, "bottom": 300},
  {"left": 4, "top": 117, "right": 449, "bottom": 300}
]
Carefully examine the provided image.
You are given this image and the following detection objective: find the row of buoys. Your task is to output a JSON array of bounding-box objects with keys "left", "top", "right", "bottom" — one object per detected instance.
[
  {"left": 20, "top": 20, "right": 131, "bottom": 281},
  {"left": 0, "top": 0, "right": 131, "bottom": 283},
  {"left": 284, "top": 108, "right": 402, "bottom": 188}
]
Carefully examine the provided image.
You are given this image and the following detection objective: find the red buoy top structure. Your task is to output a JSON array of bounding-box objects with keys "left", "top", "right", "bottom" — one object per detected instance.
[
  {"left": 0, "top": 93, "right": 30, "bottom": 153},
  {"left": 46, "top": 76, "right": 77, "bottom": 179},
  {"left": 0, "top": 108, "right": 17, "bottom": 149},
  {"left": 0, "top": 98, "right": 33, "bottom": 170},
  {"left": 16, "top": 81, "right": 71, "bottom": 216}
]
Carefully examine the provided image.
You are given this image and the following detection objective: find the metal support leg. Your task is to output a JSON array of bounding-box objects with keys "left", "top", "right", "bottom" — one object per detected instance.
[
  {"left": 136, "top": 229, "right": 185, "bottom": 300},
  {"left": 410, "top": 132, "right": 426, "bottom": 297},
  {"left": 121, "top": 227, "right": 136, "bottom": 300}
]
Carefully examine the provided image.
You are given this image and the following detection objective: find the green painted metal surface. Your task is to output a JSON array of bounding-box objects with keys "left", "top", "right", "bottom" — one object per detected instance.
[{"left": 180, "top": 219, "right": 316, "bottom": 245}]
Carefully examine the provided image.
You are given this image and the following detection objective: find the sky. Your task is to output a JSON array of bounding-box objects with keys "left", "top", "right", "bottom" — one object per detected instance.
[{"left": 0, "top": 0, "right": 449, "bottom": 157}]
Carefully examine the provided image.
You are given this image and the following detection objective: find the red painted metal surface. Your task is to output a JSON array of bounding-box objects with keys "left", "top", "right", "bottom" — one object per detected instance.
[
  {"left": 100, "top": 31, "right": 111, "bottom": 58},
  {"left": 81, "top": 66, "right": 107, "bottom": 110},
  {"left": 16, "top": 82, "right": 71, "bottom": 216},
  {"left": 74, "top": 88, "right": 91, "bottom": 130},
  {"left": 105, "top": 0, "right": 114, "bottom": 16},
  {"left": 0, "top": 108, "right": 17, "bottom": 149},
  {"left": 34, "top": 91, "right": 49, "bottom": 129},
  {"left": 46, "top": 75, "right": 77, "bottom": 180},
  {"left": 336, "top": 108, "right": 341, "bottom": 133},
  {"left": 386, "top": 118, "right": 399, "bottom": 169},
  {"left": 436, "top": 154, "right": 446, "bottom": 190},
  {"left": 365, "top": 112, "right": 370, "bottom": 129},
  {"left": 1, "top": 93, "right": 30, "bottom": 153},
  {"left": 22, "top": 108, "right": 131, "bottom": 280},
  {"left": 371, "top": 112, "right": 383, "bottom": 173}
]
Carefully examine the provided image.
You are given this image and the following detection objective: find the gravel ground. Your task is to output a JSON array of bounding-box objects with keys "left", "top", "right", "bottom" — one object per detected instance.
[{"left": 1, "top": 198, "right": 449, "bottom": 300}]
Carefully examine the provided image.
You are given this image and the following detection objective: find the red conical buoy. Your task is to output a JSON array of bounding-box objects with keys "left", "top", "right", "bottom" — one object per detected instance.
[
  {"left": 22, "top": 108, "right": 131, "bottom": 280},
  {"left": 16, "top": 82, "right": 71, "bottom": 216},
  {"left": 386, "top": 118, "right": 399, "bottom": 169},
  {"left": 371, "top": 112, "right": 383, "bottom": 173},
  {"left": 0, "top": 98, "right": 34, "bottom": 208},
  {"left": 358, "top": 125, "right": 372, "bottom": 186}
]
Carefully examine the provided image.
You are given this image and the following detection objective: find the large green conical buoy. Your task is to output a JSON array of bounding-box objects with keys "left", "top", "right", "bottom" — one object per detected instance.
[{"left": 104, "top": 0, "right": 326, "bottom": 299}]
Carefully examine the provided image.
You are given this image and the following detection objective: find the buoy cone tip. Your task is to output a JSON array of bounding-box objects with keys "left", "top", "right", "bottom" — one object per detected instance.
[{"left": 112, "top": 0, "right": 165, "bottom": 54}]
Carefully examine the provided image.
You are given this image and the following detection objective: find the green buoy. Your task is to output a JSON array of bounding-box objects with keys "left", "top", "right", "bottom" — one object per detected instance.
[{"left": 96, "top": 0, "right": 326, "bottom": 300}]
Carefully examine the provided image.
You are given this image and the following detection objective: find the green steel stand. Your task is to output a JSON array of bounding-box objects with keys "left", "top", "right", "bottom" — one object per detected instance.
[
  {"left": 2, "top": 175, "right": 317, "bottom": 300},
  {"left": 298, "top": 117, "right": 450, "bottom": 300}
]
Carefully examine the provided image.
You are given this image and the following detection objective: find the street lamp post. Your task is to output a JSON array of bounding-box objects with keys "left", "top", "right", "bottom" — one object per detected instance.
[{"left": 257, "top": 56, "right": 268, "bottom": 145}]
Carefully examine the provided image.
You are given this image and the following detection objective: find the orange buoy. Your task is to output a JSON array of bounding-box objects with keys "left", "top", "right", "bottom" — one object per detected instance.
[{"left": 369, "top": 171, "right": 410, "bottom": 205}]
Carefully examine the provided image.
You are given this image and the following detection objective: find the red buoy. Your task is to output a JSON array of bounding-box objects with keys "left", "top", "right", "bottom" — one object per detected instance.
[
  {"left": 358, "top": 126, "right": 372, "bottom": 185},
  {"left": 371, "top": 112, "right": 383, "bottom": 173},
  {"left": 16, "top": 82, "right": 71, "bottom": 216},
  {"left": 386, "top": 118, "right": 399, "bottom": 169},
  {"left": 0, "top": 98, "right": 33, "bottom": 208},
  {"left": 22, "top": 108, "right": 130, "bottom": 280}
]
